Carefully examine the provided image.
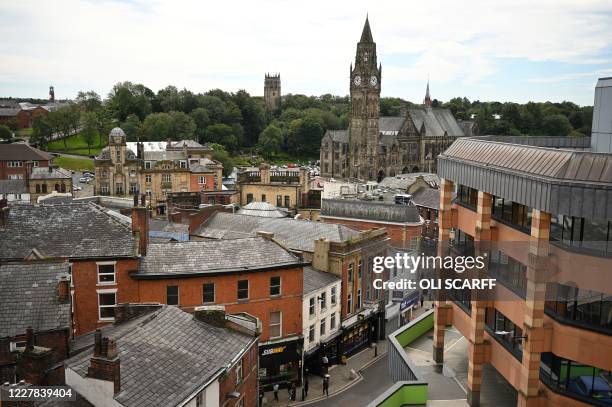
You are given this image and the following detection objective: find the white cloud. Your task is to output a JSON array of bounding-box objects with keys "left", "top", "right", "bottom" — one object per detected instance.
[{"left": 0, "top": 0, "right": 611, "bottom": 103}]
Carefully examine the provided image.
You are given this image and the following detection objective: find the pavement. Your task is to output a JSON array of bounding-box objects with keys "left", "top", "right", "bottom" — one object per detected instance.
[{"left": 261, "top": 341, "right": 389, "bottom": 407}]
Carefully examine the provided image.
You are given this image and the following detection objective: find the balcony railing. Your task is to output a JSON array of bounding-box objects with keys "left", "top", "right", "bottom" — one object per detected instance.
[{"left": 367, "top": 310, "right": 433, "bottom": 406}]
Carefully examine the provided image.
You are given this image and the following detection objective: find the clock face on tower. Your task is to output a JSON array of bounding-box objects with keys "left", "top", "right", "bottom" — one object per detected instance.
[
  {"left": 353, "top": 75, "right": 362, "bottom": 86},
  {"left": 370, "top": 76, "right": 377, "bottom": 86}
]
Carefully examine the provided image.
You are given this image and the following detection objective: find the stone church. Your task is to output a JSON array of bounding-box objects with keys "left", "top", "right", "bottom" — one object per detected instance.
[{"left": 320, "top": 17, "right": 474, "bottom": 182}]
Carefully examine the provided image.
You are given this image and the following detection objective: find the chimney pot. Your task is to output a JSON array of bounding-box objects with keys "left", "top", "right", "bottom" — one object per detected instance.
[
  {"left": 58, "top": 277, "right": 69, "bottom": 303},
  {"left": 25, "top": 327, "right": 34, "bottom": 351}
]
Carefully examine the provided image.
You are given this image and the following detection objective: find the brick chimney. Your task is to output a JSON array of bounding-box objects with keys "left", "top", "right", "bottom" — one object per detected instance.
[
  {"left": 87, "top": 329, "right": 120, "bottom": 394},
  {"left": 313, "top": 237, "right": 330, "bottom": 272},
  {"left": 57, "top": 277, "right": 69, "bottom": 303},
  {"left": 16, "top": 327, "right": 54, "bottom": 386},
  {"left": 131, "top": 204, "right": 148, "bottom": 256},
  {"left": 0, "top": 204, "right": 8, "bottom": 230}
]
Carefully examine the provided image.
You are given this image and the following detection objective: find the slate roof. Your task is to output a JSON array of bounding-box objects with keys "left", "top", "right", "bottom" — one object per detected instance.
[
  {"left": 0, "top": 262, "right": 71, "bottom": 338},
  {"left": 30, "top": 166, "right": 72, "bottom": 179},
  {"left": 0, "top": 144, "right": 51, "bottom": 161},
  {"left": 0, "top": 179, "right": 28, "bottom": 194},
  {"left": 303, "top": 266, "right": 340, "bottom": 294},
  {"left": 411, "top": 187, "right": 442, "bottom": 210},
  {"left": 321, "top": 199, "right": 422, "bottom": 224},
  {"left": 379, "top": 173, "right": 440, "bottom": 190},
  {"left": 237, "top": 201, "right": 288, "bottom": 218},
  {"left": 0, "top": 203, "right": 135, "bottom": 260},
  {"left": 194, "top": 212, "right": 361, "bottom": 252},
  {"left": 136, "top": 237, "right": 301, "bottom": 277},
  {"left": 66, "top": 306, "right": 255, "bottom": 407},
  {"left": 325, "top": 130, "right": 349, "bottom": 143},
  {"left": 379, "top": 117, "right": 405, "bottom": 134},
  {"left": 0, "top": 108, "right": 21, "bottom": 116},
  {"left": 408, "top": 108, "right": 465, "bottom": 138}
]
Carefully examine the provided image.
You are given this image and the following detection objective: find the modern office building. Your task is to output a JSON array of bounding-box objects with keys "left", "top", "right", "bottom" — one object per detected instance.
[{"left": 433, "top": 109, "right": 611, "bottom": 406}]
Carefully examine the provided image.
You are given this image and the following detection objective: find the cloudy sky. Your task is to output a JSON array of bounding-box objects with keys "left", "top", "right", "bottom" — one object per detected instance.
[{"left": 1, "top": 0, "right": 611, "bottom": 105}]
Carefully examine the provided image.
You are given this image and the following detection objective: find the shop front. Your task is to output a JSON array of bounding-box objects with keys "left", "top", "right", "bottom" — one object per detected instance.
[
  {"left": 258, "top": 338, "right": 303, "bottom": 391},
  {"left": 304, "top": 331, "right": 341, "bottom": 375},
  {"left": 339, "top": 303, "right": 386, "bottom": 360}
]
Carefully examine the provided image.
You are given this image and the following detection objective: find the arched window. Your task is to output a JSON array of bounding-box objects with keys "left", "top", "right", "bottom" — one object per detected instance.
[
  {"left": 36, "top": 184, "right": 41, "bottom": 193},
  {"left": 55, "top": 183, "right": 60, "bottom": 192},
  {"left": 60, "top": 183, "right": 66, "bottom": 193},
  {"left": 42, "top": 184, "right": 47, "bottom": 193}
]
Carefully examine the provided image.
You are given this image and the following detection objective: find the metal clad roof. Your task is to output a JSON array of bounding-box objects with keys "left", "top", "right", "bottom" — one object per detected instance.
[{"left": 438, "top": 137, "right": 612, "bottom": 220}]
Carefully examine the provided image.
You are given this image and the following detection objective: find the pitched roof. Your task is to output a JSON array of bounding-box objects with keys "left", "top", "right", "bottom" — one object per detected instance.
[
  {"left": 0, "top": 262, "right": 71, "bottom": 338},
  {"left": 325, "top": 130, "right": 349, "bottom": 143},
  {"left": 321, "top": 199, "right": 422, "bottom": 224},
  {"left": 30, "top": 166, "right": 72, "bottom": 179},
  {"left": 0, "top": 203, "right": 135, "bottom": 260},
  {"left": 0, "top": 179, "right": 28, "bottom": 194},
  {"left": 411, "top": 187, "right": 441, "bottom": 210},
  {"left": 193, "top": 212, "right": 361, "bottom": 252},
  {"left": 378, "top": 173, "right": 440, "bottom": 190},
  {"left": 66, "top": 306, "right": 255, "bottom": 407},
  {"left": 237, "top": 201, "right": 288, "bottom": 218},
  {"left": 407, "top": 108, "right": 464, "bottom": 138},
  {"left": 0, "top": 108, "right": 21, "bottom": 117},
  {"left": 303, "top": 266, "right": 340, "bottom": 295},
  {"left": 136, "top": 237, "right": 301, "bottom": 277},
  {"left": 0, "top": 144, "right": 51, "bottom": 161},
  {"left": 379, "top": 116, "right": 405, "bottom": 134}
]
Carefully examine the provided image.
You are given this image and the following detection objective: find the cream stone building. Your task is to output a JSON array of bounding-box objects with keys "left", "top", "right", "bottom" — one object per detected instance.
[{"left": 94, "top": 128, "right": 222, "bottom": 214}]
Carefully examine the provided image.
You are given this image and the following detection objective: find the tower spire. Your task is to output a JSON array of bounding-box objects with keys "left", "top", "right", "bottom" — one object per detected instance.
[
  {"left": 423, "top": 78, "right": 432, "bottom": 108},
  {"left": 360, "top": 15, "right": 374, "bottom": 43}
]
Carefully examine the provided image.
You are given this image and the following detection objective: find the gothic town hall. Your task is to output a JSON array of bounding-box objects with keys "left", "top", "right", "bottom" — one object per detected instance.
[{"left": 320, "top": 17, "right": 474, "bottom": 182}]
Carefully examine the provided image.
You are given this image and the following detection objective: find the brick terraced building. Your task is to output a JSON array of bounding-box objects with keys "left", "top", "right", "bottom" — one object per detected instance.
[{"left": 65, "top": 304, "right": 259, "bottom": 407}]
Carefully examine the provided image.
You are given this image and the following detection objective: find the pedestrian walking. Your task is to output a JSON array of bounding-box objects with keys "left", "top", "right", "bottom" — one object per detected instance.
[
  {"left": 259, "top": 390, "right": 264, "bottom": 406},
  {"left": 273, "top": 383, "right": 279, "bottom": 402},
  {"left": 290, "top": 382, "right": 296, "bottom": 401},
  {"left": 322, "top": 374, "right": 330, "bottom": 397},
  {"left": 304, "top": 377, "right": 309, "bottom": 399}
]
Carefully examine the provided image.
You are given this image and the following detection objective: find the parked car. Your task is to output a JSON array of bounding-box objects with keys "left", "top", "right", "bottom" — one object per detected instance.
[
  {"left": 83, "top": 172, "right": 95, "bottom": 177},
  {"left": 568, "top": 376, "right": 612, "bottom": 403},
  {"left": 72, "top": 185, "right": 82, "bottom": 191},
  {"left": 79, "top": 177, "right": 91, "bottom": 183}
]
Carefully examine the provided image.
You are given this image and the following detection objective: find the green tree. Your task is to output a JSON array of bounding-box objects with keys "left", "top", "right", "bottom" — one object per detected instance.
[
  {"left": 142, "top": 112, "right": 173, "bottom": 141},
  {"left": 209, "top": 143, "right": 234, "bottom": 176},
  {"left": 81, "top": 111, "right": 99, "bottom": 154},
  {"left": 122, "top": 114, "right": 142, "bottom": 141},
  {"left": 168, "top": 111, "right": 196, "bottom": 140},
  {"left": 233, "top": 90, "right": 267, "bottom": 146},
  {"left": 31, "top": 116, "right": 53, "bottom": 148},
  {"left": 75, "top": 91, "right": 102, "bottom": 112},
  {"left": 5, "top": 118, "right": 19, "bottom": 132},
  {"left": 156, "top": 86, "right": 181, "bottom": 112},
  {"left": 204, "top": 124, "right": 238, "bottom": 152},
  {"left": 258, "top": 124, "right": 283, "bottom": 158},
  {"left": 0, "top": 124, "right": 12, "bottom": 141},
  {"left": 542, "top": 114, "right": 572, "bottom": 137},
  {"left": 108, "top": 81, "right": 153, "bottom": 121},
  {"left": 190, "top": 107, "right": 210, "bottom": 143},
  {"left": 95, "top": 108, "right": 114, "bottom": 146},
  {"left": 47, "top": 105, "right": 81, "bottom": 149}
]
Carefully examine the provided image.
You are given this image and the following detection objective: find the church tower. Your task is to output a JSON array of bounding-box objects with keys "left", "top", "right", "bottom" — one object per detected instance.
[
  {"left": 423, "top": 80, "right": 432, "bottom": 108},
  {"left": 264, "top": 73, "right": 281, "bottom": 112},
  {"left": 349, "top": 16, "right": 381, "bottom": 180}
]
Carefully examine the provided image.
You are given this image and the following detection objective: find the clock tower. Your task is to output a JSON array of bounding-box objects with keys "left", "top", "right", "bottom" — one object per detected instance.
[{"left": 349, "top": 16, "right": 381, "bottom": 180}]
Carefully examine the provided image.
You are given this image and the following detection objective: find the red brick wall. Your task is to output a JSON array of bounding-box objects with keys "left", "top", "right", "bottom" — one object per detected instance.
[
  {"left": 219, "top": 341, "right": 258, "bottom": 407},
  {"left": 0, "top": 160, "right": 49, "bottom": 180},
  {"left": 189, "top": 173, "right": 216, "bottom": 192},
  {"left": 321, "top": 216, "right": 421, "bottom": 249},
  {"left": 135, "top": 267, "right": 303, "bottom": 342},
  {"left": 71, "top": 259, "right": 140, "bottom": 335}
]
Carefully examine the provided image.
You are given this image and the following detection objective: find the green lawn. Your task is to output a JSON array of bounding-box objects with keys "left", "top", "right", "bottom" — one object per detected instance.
[
  {"left": 52, "top": 156, "right": 94, "bottom": 172},
  {"left": 16, "top": 128, "right": 33, "bottom": 137},
  {"left": 46, "top": 133, "right": 107, "bottom": 156}
]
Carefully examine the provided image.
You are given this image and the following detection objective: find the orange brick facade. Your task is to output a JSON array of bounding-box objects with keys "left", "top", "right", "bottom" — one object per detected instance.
[
  {"left": 189, "top": 173, "right": 217, "bottom": 193},
  {"left": 134, "top": 267, "right": 303, "bottom": 342}
]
